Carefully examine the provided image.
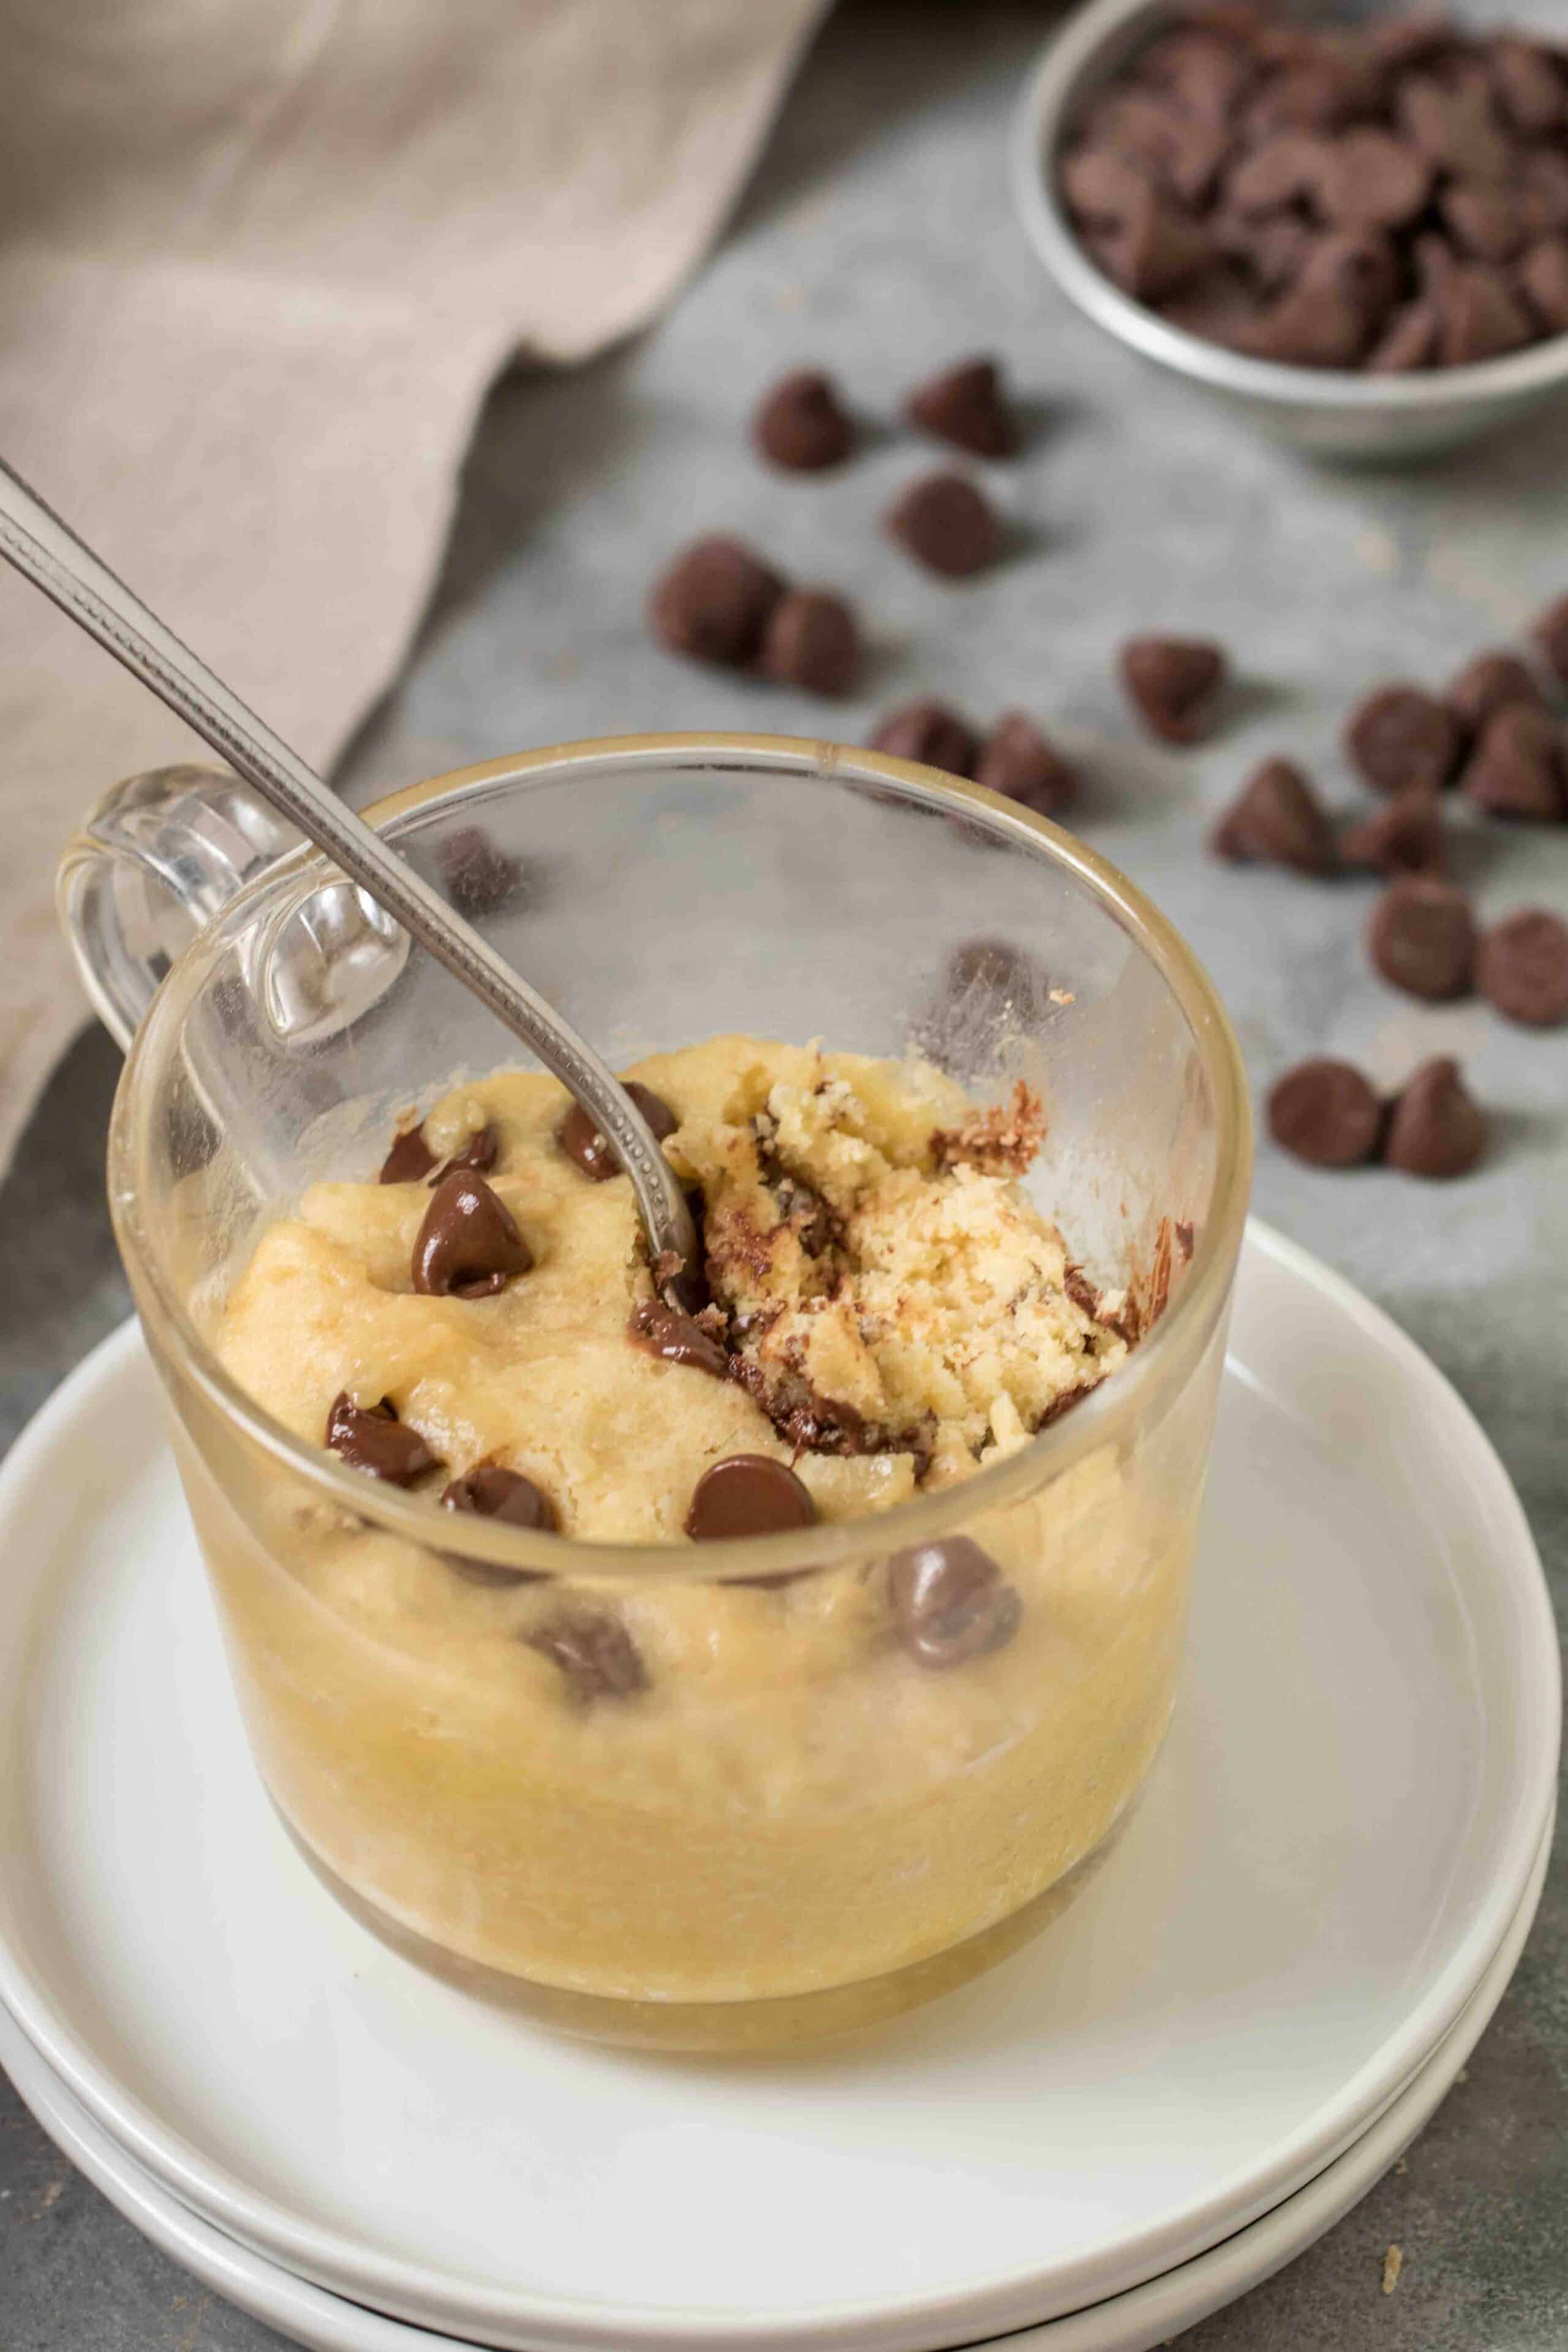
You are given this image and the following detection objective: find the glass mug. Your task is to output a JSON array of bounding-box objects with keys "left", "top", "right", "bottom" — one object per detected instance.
[{"left": 59, "top": 735, "right": 1251, "bottom": 2050}]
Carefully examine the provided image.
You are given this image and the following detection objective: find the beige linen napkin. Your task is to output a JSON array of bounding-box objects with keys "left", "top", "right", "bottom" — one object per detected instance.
[{"left": 0, "top": 0, "right": 826, "bottom": 1172}]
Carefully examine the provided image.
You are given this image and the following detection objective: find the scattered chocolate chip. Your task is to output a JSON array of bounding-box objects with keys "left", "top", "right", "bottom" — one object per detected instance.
[
  {"left": 1476, "top": 907, "right": 1568, "bottom": 1026},
  {"left": 628, "top": 1298, "right": 729, "bottom": 1379},
  {"left": 684, "top": 1454, "right": 817, "bottom": 1542},
  {"left": 752, "top": 369, "right": 854, "bottom": 471},
  {"left": 759, "top": 588, "right": 861, "bottom": 696},
  {"left": 431, "top": 1123, "right": 499, "bottom": 1185},
  {"left": 379, "top": 1121, "right": 437, "bottom": 1185},
  {"left": 525, "top": 1613, "right": 646, "bottom": 1705},
  {"left": 974, "top": 711, "right": 1076, "bottom": 816},
  {"left": 1120, "top": 636, "right": 1227, "bottom": 744},
  {"left": 647, "top": 537, "right": 785, "bottom": 668},
  {"left": 1367, "top": 875, "right": 1477, "bottom": 1001},
  {"left": 1267, "top": 1058, "right": 1383, "bottom": 1169},
  {"left": 438, "top": 826, "right": 522, "bottom": 915},
  {"left": 1211, "top": 757, "right": 1336, "bottom": 874},
  {"left": 557, "top": 1082, "right": 677, "bottom": 1183},
  {"left": 888, "top": 1537, "right": 1022, "bottom": 1671},
  {"left": 1345, "top": 684, "right": 1467, "bottom": 794},
  {"left": 1446, "top": 649, "right": 1547, "bottom": 732},
  {"left": 413, "top": 1172, "right": 532, "bottom": 1298},
  {"left": 884, "top": 471, "right": 999, "bottom": 578},
  {"left": 1517, "top": 234, "right": 1568, "bottom": 330},
  {"left": 325, "top": 1393, "right": 439, "bottom": 1484},
  {"left": 868, "top": 698, "right": 979, "bottom": 777},
  {"left": 906, "top": 356, "right": 1016, "bottom": 458},
  {"left": 1384, "top": 1057, "right": 1487, "bottom": 1178},
  {"left": 1531, "top": 590, "right": 1568, "bottom": 683},
  {"left": 443, "top": 1464, "right": 557, "bottom": 1532},
  {"left": 1460, "top": 704, "right": 1567, "bottom": 820},
  {"left": 1340, "top": 792, "right": 1447, "bottom": 877}
]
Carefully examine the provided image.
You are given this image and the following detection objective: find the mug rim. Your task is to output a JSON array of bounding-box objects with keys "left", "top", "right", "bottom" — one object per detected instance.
[{"left": 107, "top": 731, "right": 1253, "bottom": 1578}]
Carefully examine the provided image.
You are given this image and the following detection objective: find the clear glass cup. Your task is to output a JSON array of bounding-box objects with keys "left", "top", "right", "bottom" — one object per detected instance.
[{"left": 60, "top": 734, "right": 1251, "bottom": 2049}]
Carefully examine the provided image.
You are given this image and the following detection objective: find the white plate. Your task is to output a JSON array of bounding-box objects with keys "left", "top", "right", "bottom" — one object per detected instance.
[
  {"left": 0, "top": 1223, "right": 1557, "bottom": 2352},
  {"left": 1, "top": 1814, "right": 1551, "bottom": 2352}
]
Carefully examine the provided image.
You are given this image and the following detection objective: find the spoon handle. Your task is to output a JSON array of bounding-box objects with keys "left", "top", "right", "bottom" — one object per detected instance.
[{"left": 0, "top": 452, "right": 696, "bottom": 1284}]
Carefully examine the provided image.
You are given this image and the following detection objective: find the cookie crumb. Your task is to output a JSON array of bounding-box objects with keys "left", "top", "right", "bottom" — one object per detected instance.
[{"left": 1382, "top": 2244, "right": 1403, "bottom": 2296}]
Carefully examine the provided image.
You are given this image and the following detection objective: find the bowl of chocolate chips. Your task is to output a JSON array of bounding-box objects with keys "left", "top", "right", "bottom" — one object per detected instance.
[{"left": 1014, "top": 0, "right": 1568, "bottom": 458}]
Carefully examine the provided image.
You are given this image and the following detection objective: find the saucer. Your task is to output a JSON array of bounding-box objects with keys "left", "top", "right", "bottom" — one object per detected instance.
[{"left": 0, "top": 1223, "right": 1556, "bottom": 2350}]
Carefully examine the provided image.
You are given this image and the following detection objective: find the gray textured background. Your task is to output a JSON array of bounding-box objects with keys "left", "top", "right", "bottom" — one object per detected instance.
[{"left": 2, "top": 2, "right": 1565, "bottom": 2346}]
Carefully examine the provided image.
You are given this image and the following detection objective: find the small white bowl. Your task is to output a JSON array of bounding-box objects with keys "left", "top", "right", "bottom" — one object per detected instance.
[{"left": 1011, "top": 0, "right": 1568, "bottom": 462}]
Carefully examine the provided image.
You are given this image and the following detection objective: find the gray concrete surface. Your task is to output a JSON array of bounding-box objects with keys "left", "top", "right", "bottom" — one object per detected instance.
[{"left": 2, "top": 1, "right": 1565, "bottom": 2344}]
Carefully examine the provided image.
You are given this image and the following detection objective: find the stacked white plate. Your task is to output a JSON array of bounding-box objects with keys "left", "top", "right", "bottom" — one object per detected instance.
[{"left": 0, "top": 1221, "right": 1557, "bottom": 2352}]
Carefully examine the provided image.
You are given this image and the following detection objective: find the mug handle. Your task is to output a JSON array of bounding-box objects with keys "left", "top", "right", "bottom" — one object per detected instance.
[{"left": 56, "top": 764, "right": 300, "bottom": 1049}]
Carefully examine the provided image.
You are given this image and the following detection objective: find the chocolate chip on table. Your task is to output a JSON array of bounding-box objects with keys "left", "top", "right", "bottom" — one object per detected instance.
[
  {"left": 759, "top": 588, "right": 861, "bottom": 696},
  {"left": 884, "top": 471, "right": 999, "bottom": 578},
  {"left": 684, "top": 1454, "right": 818, "bottom": 1542},
  {"left": 1120, "top": 636, "right": 1227, "bottom": 745},
  {"left": 905, "top": 356, "right": 1016, "bottom": 458},
  {"left": 868, "top": 698, "right": 978, "bottom": 778},
  {"left": 887, "top": 1537, "right": 1022, "bottom": 1671},
  {"left": 1344, "top": 684, "right": 1466, "bottom": 795},
  {"left": 526, "top": 1613, "right": 646, "bottom": 1705},
  {"left": 379, "top": 1121, "right": 437, "bottom": 1185},
  {"left": 1367, "top": 875, "right": 1477, "bottom": 1001},
  {"left": 443, "top": 1464, "right": 557, "bottom": 1532},
  {"left": 1476, "top": 908, "right": 1568, "bottom": 1027},
  {"left": 628, "top": 1298, "right": 729, "bottom": 1379},
  {"left": 1211, "top": 757, "right": 1336, "bottom": 875},
  {"left": 557, "top": 1082, "right": 677, "bottom": 1183},
  {"left": 1384, "top": 1057, "right": 1487, "bottom": 1180},
  {"left": 438, "top": 826, "right": 522, "bottom": 915},
  {"left": 1266, "top": 1058, "right": 1383, "bottom": 1169},
  {"left": 1531, "top": 590, "right": 1568, "bottom": 684},
  {"left": 974, "top": 712, "right": 1076, "bottom": 816},
  {"left": 413, "top": 1172, "right": 532, "bottom": 1298},
  {"left": 647, "top": 536, "right": 785, "bottom": 668},
  {"left": 752, "top": 369, "right": 854, "bottom": 471},
  {"left": 1340, "top": 791, "right": 1446, "bottom": 878},
  {"left": 1446, "top": 650, "right": 1547, "bottom": 733},
  {"left": 325, "top": 1393, "right": 440, "bottom": 1485},
  {"left": 1460, "top": 704, "right": 1567, "bottom": 821}
]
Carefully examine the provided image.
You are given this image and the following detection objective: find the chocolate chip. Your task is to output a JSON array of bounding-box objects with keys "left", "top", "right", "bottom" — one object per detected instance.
[
  {"left": 1517, "top": 235, "right": 1568, "bottom": 331},
  {"left": 1531, "top": 590, "right": 1568, "bottom": 683},
  {"left": 430, "top": 1123, "right": 499, "bottom": 1185},
  {"left": 1094, "top": 183, "right": 1213, "bottom": 301},
  {"left": 1317, "top": 130, "right": 1432, "bottom": 231},
  {"left": 974, "top": 712, "right": 1076, "bottom": 816},
  {"left": 525, "top": 1613, "right": 646, "bottom": 1705},
  {"left": 1476, "top": 908, "right": 1568, "bottom": 1026},
  {"left": 1060, "top": 144, "right": 1151, "bottom": 225},
  {"left": 628, "top": 1298, "right": 728, "bottom": 1379},
  {"left": 443, "top": 1464, "right": 557, "bottom": 1532},
  {"left": 1489, "top": 39, "right": 1565, "bottom": 138},
  {"left": 1340, "top": 792, "right": 1447, "bottom": 878},
  {"left": 1210, "top": 757, "right": 1336, "bottom": 874},
  {"left": 884, "top": 471, "right": 999, "bottom": 578},
  {"left": 1440, "top": 181, "right": 1529, "bottom": 263},
  {"left": 1120, "top": 636, "right": 1227, "bottom": 744},
  {"left": 888, "top": 1537, "right": 1022, "bottom": 1671},
  {"left": 1345, "top": 684, "right": 1466, "bottom": 794},
  {"left": 752, "top": 369, "right": 854, "bottom": 471},
  {"left": 1266, "top": 1059, "right": 1382, "bottom": 1168},
  {"left": 412, "top": 1172, "right": 532, "bottom": 1298},
  {"left": 1384, "top": 1057, "right": 1487, "bottom": 1179},
  {"left": 1460, "top": 704, "right": 1567, "bottom": 821},
  {"left": 325, "top": 1393, "right": 440, "bottom": 1485},
  {"left": 906, "top": 356, "right": 1015, "bottom": 458},
  {"left": 1234, "top": 272, "right": 1370, "bottom": 364},
  {"left": 1521, "top": 148, "right": 1568, "bottom": 238},
  {"left": 868, "top": 698, "right": 979, "bottom": 777},
  {"left": 438, "top": 826, "right": 522, "bottom": 915},
  {"left": 1367, "top": 875, "right": 1477, "bottom": 1001},
  {"left": 1212, "top": 208, "right": 1313, "bottom": 293},
  {"left": 1368, "top": 298, "right": 1441, "bottom": 372},
  {"left": 647, "top": 537, "right": 785, "bottom": 668},
  {"left": 1398, "top": 73, "right": 1513, "bottom": 181},
  {"left": 1446, "top": 650, "right": 1547, "bottom": 732},
  {"left": 379, "top": 1121, "right": 437, "bottom": 1185},
  {"left": 684, "top": 1454, "right": 817, "bottom": 1542},
  {"left": 1435, "top": 261, "right": 1534, "bottom": 364},
  {"left": 557, "top": 1081, "right": 677, "bottom": 1182},
  {"left": 1223, "top": 132, "right": 1327, "bottom": 215},
  {"left": 759, "top": 588, "right": 861, "bottom": 696}
]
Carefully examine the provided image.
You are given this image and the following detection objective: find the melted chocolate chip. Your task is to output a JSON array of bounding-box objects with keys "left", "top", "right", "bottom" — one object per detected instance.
[
  {"left": 443, "top": 1464, "right": 557, "bottom": 1531},
  {"left": 684, "top": 1454, "right": 817, "bottom": 1542},
  {"left": 884, "top": 472, "right": 999, "bottom": 578},
  {"left": 325, "top": 1393, "right": 440, "bottom": 1484},
  {"left": 557, "top": 1082, "right": 677, "bottom": 1182},
  {"left": 413, "top": 1173, "right": 532, "bottom": 1298},
  {"left": 1384, "top": 1057, "right": 1487, "bottom": 1179},
  {"left": 1120, "top": 636, "right": 1227, "bottom": 744},
  {"left": 526, "top": 1613, "right": 646, "bottom": 1705},
  {"left": 379, "top": 1122, "right": 437, "bottom": 1185},
  {"left": 905, "top": 356, "right": 1016, "bottom": 458},
  {"left": 752, "top": 369, "right": 854, "bottom": 471},
  {"left": 1476, "top": 908, "right": 1568, "bottom": 1027},
  {"left": 1210, "top": 756, "right": 1336, "bottom": 873},
  {"left": 431, "top": 1123, "right": 499, "bottom": 1184},
  {"left": 628, "top": 1298, "right": 729, "bottom": 1379},
  {"left": 1267, "top": 1059, "right": 1383, "bottom": 1169},
  {"left": 1368, "top": 875, "right": 1477, "bottom": 1001},
  {"left": 888, "top": 1537, "right": 1022, "bottom": 1671}
]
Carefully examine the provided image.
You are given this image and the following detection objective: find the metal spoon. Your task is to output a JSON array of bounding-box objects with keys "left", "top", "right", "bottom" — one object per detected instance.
[{"left": 0, "top": 453, "right": 698, "bottom": 1293}]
